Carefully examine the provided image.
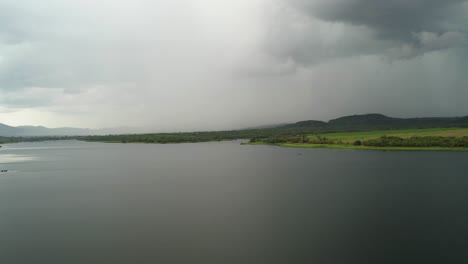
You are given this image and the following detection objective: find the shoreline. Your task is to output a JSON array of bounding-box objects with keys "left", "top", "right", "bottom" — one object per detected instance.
[{"left": 243, "top": 142, "right": 468, "bottom": 152}]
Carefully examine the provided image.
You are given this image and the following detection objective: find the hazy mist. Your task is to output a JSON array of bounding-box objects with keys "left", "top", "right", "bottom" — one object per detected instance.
[{"left": 1, "top": 0, "right": 468, "bottom": 132}]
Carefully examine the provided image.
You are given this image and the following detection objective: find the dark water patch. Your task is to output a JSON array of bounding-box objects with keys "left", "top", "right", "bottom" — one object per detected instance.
[{"left": 1, "top": 140, "right": 468, "bottom": 263}]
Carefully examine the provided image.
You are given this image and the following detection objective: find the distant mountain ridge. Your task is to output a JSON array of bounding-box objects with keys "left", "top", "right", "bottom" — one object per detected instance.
[
  {"left": 0, "top": 123, "right": 136, "bottom": 137},
  {"left": 279, "top": 114, "right": 468, "bottom": 132},
  {"left": 2, "top": 113, "right": 468, "bottom": 137}
]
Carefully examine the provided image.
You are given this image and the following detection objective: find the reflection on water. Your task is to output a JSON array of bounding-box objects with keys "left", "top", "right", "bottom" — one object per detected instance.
[
  {"left": 2, "top": 146, "right": 91, "bottom": 151},
  {"left": 0, "top": 154, "right": 36, "bottom": 164}
]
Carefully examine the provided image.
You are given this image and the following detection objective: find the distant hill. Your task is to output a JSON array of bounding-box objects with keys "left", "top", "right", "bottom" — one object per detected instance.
[
  {"left": 2, "top": 113, "right": 468, "bottom": 138},
  {"left": 243, "top": 123, "right": 291, "bottom": 130},
  {"left": 329, "top": 114, "right": 396, "bottom": 127},
  {"left": 0, "top": 123, "right": 136, "bottom": 137},
  {"left": 282, "top": 120, "right": 328, "bottom": 128},
  {"left": 275, "top": 114, "right": 468, "bottom": 133}
]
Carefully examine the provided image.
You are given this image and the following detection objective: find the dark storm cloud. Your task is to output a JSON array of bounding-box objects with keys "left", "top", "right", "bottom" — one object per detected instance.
[
  {"left": 267, "top": 0, "right": 468, "bottom": 64},
  {"left": 249, "top": 0, "right": 468, "bottom": 122},
  {"left": 305, "top": 0, "right": 467, "bottom": 41}
]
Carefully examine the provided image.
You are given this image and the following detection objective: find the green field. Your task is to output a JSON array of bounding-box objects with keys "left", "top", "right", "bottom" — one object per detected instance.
[
  {"left": 248, "top": 128, "right": 468, "bottom": 151},
  {"left": 248, "top": 141, "right": 468, "bottom": 151},
  {"left": 312, "top": 128, "right": 468, "bottom": 144},
  {"left": 278, "top": 143, "right": 468, "bottom": 152}
]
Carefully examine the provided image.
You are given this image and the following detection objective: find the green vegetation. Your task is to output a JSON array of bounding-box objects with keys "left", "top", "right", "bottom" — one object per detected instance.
[
  {"left": 79, "top": 126, "right": 468, "bottom": 151},
  {"left": 79, "top": 130, "right": 274, "bottom": 144},
  {"left": 79, "top": 114, "right": 468, "bottom": 145},
  {"left": 3, "top": 114, "right": 468, "bottom": 151},
  {"left": 0, "top": 136, "right": 73, "bottom": 144},
  {"left": 250, "top": 128, "right": 468, "bottom": 151},
  {"left": 277, "top": 143, "right": 468, "bottom": 152},
  {"left": 364, "top": 136, "right": 468, "bottom": 148},
  {"left": 309, "top": 128, "right": 468, "bottom": 143}
]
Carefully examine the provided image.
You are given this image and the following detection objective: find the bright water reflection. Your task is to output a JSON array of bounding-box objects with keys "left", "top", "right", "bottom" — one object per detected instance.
[{"left": 0, "top": 154, "right": 36, "bottom": 164}]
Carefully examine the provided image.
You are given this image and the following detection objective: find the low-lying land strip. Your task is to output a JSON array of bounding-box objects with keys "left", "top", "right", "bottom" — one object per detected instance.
[
  {"left": 2, "top": 114, "right": 468, "bottom": 151},
  {"left": 249, "top": 128, "right": 468, "bottom": 151}
]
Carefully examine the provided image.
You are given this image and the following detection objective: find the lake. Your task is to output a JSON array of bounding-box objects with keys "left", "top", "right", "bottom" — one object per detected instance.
[{"left": 1, "top": 140, "right": 468, "bottom": 263}]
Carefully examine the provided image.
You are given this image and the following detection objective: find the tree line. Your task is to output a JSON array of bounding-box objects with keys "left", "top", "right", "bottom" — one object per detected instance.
[
  {"left": 250, "top": 135, "right": 468, "bottom": 148},
  {"left": 362, "top": 136, "right": 468, "bottom": 148}
]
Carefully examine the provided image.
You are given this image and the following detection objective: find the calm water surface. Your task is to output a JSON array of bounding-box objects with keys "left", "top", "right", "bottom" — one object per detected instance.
[{"left": 1, "top": 140, "right": 468, "bottom": 263}]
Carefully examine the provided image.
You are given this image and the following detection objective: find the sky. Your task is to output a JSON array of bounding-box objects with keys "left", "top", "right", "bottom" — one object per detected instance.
[{"left": 1, "top": 0, "right": 468, "bottom": 131}]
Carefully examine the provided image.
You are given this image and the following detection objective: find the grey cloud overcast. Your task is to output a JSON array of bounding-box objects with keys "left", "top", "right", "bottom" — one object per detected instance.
[{"left": 0, "top": 0, "right": 467, "bottom": 131}]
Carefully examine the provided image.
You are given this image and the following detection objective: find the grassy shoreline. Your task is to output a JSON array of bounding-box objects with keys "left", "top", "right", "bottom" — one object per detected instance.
[
  {"left": 245, "top": 128, "right": 468, "bottom": 151},
  {"left": 244, "top": 142, "right": 468, "bottom": 152},
  {"left": 3, "top": 127, "right": 468, "bottom": 152}
]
